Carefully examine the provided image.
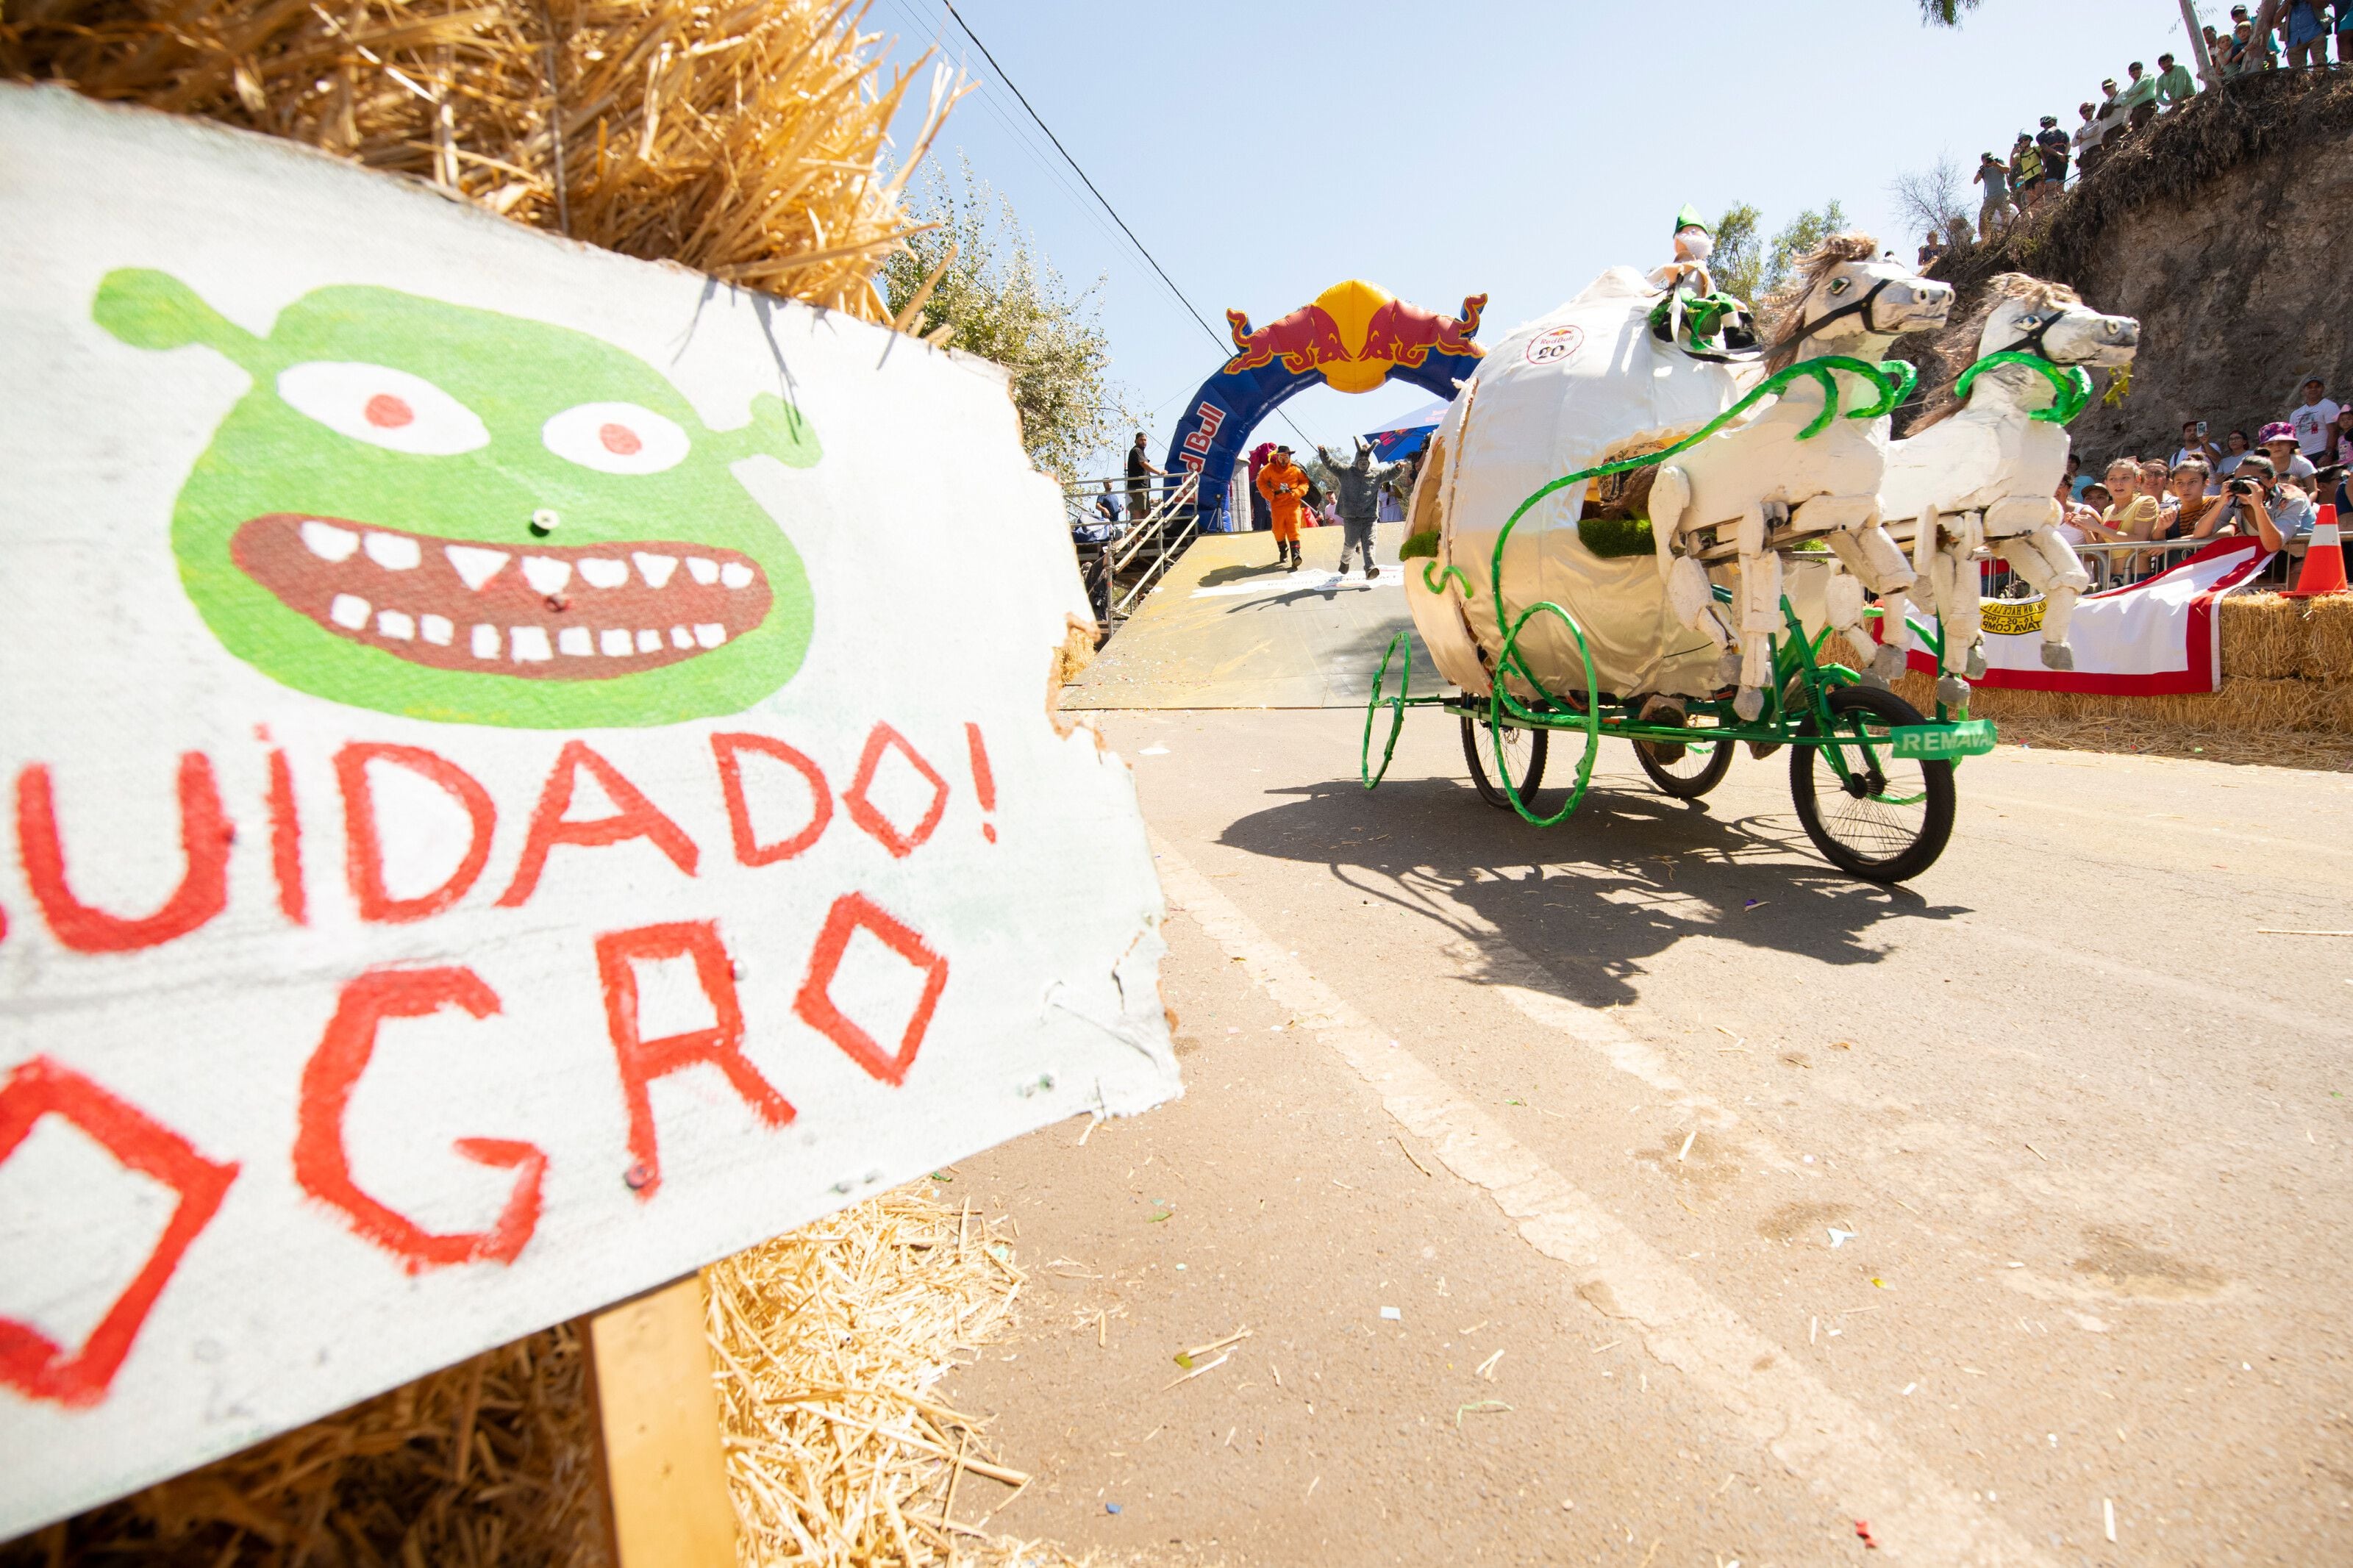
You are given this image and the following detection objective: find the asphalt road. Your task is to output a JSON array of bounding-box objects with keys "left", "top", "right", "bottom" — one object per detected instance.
[{"left": 943, "top": 709, "right": 2353, "bottom": 1567}]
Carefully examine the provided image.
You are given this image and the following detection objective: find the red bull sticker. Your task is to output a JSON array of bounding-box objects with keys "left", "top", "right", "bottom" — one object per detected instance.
[{"left": 1524, "top": 325, "right": 1585, "bottom": 367}]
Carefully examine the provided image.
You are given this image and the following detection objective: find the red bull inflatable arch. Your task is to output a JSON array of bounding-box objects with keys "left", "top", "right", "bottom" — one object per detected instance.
[{"left": 1163, "top": 279, "right": 1485, "bottom": 530}]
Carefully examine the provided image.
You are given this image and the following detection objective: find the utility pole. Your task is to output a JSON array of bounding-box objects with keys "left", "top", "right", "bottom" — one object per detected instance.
[{"left": 2180, "top": 0, "right": 2218, "bottom": 85}]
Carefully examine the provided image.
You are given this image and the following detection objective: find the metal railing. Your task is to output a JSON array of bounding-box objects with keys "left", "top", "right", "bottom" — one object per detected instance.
[
  {"left": 1975, "top": 534, "right": 2279, "bottom": 598},
  {"left": 1060, "top": 470, "right": 1202, "bottom": 634}
]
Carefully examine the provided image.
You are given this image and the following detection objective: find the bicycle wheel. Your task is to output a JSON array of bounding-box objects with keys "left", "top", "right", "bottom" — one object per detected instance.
[
  {"left": 1788, "top": 684, "right": 1955, "bottom": 883},
  {"left": 1634, "top": 728, "right": 1735, "bottom": 799},
  {"left": 1462, "top": 712, "right": 1548, "bottom": 810}
]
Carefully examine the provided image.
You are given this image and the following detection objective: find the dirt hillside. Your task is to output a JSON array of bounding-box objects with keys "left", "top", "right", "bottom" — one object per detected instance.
[{"left": 1899, "top": 68, "right": 2353, "bottom": 462}]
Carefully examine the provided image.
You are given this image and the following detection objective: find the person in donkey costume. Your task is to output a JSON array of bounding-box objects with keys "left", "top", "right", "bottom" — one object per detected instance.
[
  {"left": 1317, "top": 438, "right": 1401, "bottom": 581},
  {"left": 1646, "top": 205, "right": 1757, "bottom": 362}
]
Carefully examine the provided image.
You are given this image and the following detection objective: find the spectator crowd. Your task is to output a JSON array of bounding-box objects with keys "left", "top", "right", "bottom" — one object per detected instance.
[
  {"left": 2052, "top": 374, "right": 2349, "bottom": 584},
  {"left": 1914, "top": 2, "right": 2352, "bottom": 265}
]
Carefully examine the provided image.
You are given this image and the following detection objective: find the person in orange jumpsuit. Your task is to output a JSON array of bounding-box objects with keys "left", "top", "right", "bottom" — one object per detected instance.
[{"left": 1255, "top": 443, "right": 1310, "bottom": 570}]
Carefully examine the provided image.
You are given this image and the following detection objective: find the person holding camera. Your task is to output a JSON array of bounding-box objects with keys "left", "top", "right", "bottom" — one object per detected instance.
[{"left": 2201, "top": 454, "right": 2318, "bottom": 578}]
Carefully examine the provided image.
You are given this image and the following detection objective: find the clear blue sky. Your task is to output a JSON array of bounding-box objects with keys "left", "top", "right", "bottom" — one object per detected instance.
[{"left": 872, "top": 1, "right": 2209, "bottom": 476}]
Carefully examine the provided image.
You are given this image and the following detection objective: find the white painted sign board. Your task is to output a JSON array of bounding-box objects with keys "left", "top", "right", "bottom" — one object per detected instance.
[{"left": 0, "top": 83, "right": 1178, "bottom": 1539}]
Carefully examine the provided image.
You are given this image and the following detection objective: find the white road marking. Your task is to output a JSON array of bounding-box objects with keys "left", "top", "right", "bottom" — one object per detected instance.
[{"left": 1153, "top": 835, "right": 2049, "bottom": 1567}]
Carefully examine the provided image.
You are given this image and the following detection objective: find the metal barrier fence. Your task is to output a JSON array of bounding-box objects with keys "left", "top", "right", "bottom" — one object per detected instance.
[{"left": 1060, "top": 470, "right": 1202, "bottom": 633}]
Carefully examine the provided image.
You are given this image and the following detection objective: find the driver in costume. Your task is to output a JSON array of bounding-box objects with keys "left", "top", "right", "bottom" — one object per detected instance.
[{"left": 1256, "top": 444, "right": 1310, "bottom": 570}]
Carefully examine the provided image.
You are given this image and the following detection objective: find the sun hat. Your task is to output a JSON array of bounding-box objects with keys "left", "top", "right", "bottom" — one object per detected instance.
[{"left": 2259, "top": 420, "right": 2297, "bottom": 445}]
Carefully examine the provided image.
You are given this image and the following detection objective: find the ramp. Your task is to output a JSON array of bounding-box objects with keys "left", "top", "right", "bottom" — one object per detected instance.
[{"left": 1064, "top": 523, "right": 1430, "bottom": 709}]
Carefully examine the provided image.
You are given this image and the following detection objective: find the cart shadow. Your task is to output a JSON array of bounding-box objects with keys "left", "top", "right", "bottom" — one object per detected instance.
[{"left": 1214, "top": 772, "right": 1972, "bottom": 1012}]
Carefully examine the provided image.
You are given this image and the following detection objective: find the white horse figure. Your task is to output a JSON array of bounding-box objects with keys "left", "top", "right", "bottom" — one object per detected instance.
[
  {"left": 1646, "top": 236, "right": 1954, "bottom": 718},
  {"left": 1877, "top": 276, "right": 2140, "bottom": 702}
]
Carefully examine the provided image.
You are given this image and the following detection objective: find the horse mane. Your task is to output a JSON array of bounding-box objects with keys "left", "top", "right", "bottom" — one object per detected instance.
[
  {"left": 1907, "top": 272, "right": 2085, "bottom": 432},
  {"left": 1760, "top": 232, "right": 1881, "bottom": 371}
]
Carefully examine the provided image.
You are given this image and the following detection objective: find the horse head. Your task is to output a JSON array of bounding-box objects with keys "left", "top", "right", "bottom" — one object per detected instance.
[
  {"left": 1765, "top": 235, "right": 1953, "bottom": 369},
  {"left": 1974, "top": 278, "right": 2138, "bottom": 369}
]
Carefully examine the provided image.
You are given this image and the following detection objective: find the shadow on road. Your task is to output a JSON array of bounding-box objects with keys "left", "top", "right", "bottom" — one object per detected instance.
[
  {"left": 1215, "top": 763, "right": 1972, "bottom": 1009},
  {"left": 1196, "top": 558, "right": 1290, "bottom": 587}
]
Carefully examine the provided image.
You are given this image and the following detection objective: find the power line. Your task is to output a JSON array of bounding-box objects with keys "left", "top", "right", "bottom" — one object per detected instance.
[
  {"left": 938, "top": 0, "right": 1224, "bottom": 354},
  {"left": 931, "top": 1, "right": 1312, "bottom": 448}
]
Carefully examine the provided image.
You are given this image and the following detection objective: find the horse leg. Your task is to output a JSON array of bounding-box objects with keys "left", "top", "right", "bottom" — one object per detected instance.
[
  {"left": 1821, "top": 568, "right": 1875, "bottom": 672},
  {"left": 1802, "top": 494, "right": 1915, "bottom": 686},
  {"left": 1732, "top": 500, "right": 1778, "bottom": 721},
  {"left": 1654, "top": 465, "right": 1740, "bottom": 677},
  {"left": 1926, "top": 510, "right": 1985, "bottom": 706},
  {"left": 1988, "top": 499, "right": 2085, "bottom": 671}
]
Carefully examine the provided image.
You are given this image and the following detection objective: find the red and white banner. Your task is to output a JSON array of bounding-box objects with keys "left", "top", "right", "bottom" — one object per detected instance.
[{"left": 1890, "top": 538, "right": 2271, "bottom": 695}]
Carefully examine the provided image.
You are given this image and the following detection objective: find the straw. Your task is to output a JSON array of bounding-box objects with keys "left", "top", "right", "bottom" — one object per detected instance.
[
  {"left": 33, "top": 1187, "right": 1124, "bottom": 1567},
  {"left": 4, "top": 0, "right": 969, "bottom": 323}
]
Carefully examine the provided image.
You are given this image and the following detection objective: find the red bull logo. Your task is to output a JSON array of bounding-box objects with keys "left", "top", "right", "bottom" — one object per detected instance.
[
  {"left": 1359, "top": 293, "right": 1488, "bottom": 371},
  {"left": 1219, "top": 280, "right": 1484, "bottom": 393},
  {"left": 1222, "top": 304, "right": 1350, "bottom": 377}
]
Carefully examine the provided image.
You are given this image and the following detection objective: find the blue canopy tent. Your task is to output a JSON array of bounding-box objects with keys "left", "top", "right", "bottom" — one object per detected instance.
[{"left": 1363, "top": 398, "right": 1451, "bottom": 462}]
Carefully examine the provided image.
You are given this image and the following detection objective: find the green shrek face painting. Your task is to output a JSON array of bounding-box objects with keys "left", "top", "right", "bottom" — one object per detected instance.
[{"left": 93, "top": 270, "right": 818, "bottom": 728}]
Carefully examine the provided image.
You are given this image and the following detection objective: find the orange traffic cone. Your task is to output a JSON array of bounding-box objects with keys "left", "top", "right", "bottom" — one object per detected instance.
[{"left": 2283, "top": 503, "right": 2349, "bottom": 598}]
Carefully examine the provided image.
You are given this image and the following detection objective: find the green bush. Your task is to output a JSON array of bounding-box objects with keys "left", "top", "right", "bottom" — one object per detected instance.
[{"left": 1578, "top": 515, "right": 1656, "bottom": 559}]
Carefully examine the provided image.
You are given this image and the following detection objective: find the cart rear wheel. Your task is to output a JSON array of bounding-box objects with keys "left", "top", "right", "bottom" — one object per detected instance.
[
  {"left": 1789, "top": 684, "right": 1954, "bottom": 882},
  {"left": 1462, "top": 714, "right": 1547, "bottom": 810},
  {"left": 1634, "top": 729, "right": 1735, "bottom": 799}
]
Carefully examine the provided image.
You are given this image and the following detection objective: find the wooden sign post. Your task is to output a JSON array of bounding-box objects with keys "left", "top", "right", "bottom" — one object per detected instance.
[
  {"left": 0, "top": 83, "right": 1179, "bottom": 1542},
  {"left": 582, "top": 1278, "right": 738, "bottom": 1567}
]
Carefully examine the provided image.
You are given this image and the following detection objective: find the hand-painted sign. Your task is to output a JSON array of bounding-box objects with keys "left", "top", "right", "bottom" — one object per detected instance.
[{"left": 0, "top": 84, "right": 1178, "bottom": 1538}]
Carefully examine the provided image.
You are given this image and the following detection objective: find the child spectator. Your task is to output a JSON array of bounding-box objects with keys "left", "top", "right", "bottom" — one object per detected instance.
[
  {"left": 2165, "top": 459, "right": 2215, "bottom": 537},
  {"left": 2224, "top": 19, "right": 2261, "bottom": 74},
  {"left": 2290, "top": 376, "right": 2340, "bottom": 458},
  {"left": 2055, "top": 475, "right": 2104, "bottom": 544},
  {"left": 2102, "top": 457, "right": 2162, "bottom": 537}
]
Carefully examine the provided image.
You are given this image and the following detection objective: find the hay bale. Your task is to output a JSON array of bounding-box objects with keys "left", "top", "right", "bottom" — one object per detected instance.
[
  {"left": 2219, "top": 593, "right": 2306, "bottom": 680},
  {"left": 2302, "top": 595, "right": 2353, "bottom": 681},
  {"left": 4, "top": 0, "right": 963, "bottom": 321},
  {"left": 23, "top": 1189, "right": 1088, "bottom": 1567},
  {"left": 26, "top": 1322, "right": 612, "bottom": 1565}
]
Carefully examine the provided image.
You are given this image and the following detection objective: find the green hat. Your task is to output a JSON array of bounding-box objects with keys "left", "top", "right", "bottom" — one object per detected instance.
[{"left": 1674, "top": 204, "right": 1710, "bottom": 236}]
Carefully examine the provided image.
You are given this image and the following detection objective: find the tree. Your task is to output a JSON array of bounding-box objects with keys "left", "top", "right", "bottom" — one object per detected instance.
[
  {"left": 1761, "top": 201, "right": 1853, "bottom": 300},
  {"left": 882, "top": 160, "right": 1132, "bottom": 483},
  {"left": 1917, "top": 0, "right": 1982, "bottom": 24},
  {"left": 1890, "top": 154, "right": 1971, "bottom": 253},
  {"left": 1712, "top": 204, "right": 1763, "bottom": 302}
]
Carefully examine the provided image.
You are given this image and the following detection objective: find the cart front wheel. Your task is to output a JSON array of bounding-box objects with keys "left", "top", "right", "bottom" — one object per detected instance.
[
  {"left": 1635, "top": 728, "right": 1735, "bottom": 800},
  {"left": 1789, "top": 684, "right": 1955, "bottom": 883},
  {"left": 1462, "top": 714, "right": 1548, "bottom": 810}
]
